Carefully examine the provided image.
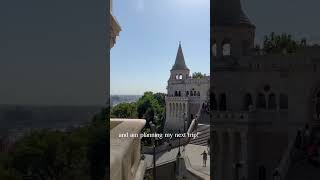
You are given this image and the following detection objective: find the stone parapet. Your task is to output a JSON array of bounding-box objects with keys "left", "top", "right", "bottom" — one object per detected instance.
[{"left": 110, "top": 119, "right": 146, "bottom": 180}]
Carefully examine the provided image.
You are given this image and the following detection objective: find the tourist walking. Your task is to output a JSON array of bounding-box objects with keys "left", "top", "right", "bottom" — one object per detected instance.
[{"left": 201, "top": 150, "right": 207, "bottom": 167}]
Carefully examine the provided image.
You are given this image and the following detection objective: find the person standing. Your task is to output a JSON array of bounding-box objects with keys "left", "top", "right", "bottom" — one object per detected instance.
[{"left": 201, "top": 150, "right": 208, "bottom": 167}]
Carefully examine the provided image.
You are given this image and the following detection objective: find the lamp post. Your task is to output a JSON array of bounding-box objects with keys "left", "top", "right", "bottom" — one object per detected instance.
[
  {"left": 149, "top": 121, "right": 156, "bottom": 180},
  {"left": 183, "top": 113, "right": 187, "bottom": 152},
  {"left": 177, "top": 129, "right": 181, "bottom": 158}
]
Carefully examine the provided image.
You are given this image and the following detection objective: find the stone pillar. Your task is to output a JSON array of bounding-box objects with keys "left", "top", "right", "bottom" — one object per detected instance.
[
  {"left": 213, "top": 131, "right": 224, "bottom": 180},
  {"left": 228, "top": 130, "right": 235, "bottom": 180},
  {"left": 240, "top": 131, "right": 248, "bottom": 180}
]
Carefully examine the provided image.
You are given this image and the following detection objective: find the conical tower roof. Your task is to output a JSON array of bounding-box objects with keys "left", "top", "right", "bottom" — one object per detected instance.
[
  {"left": 212, "top": 0, "right": 254, "bottom": 27},
  {"left": 171, "top": 42, "right": 189, "bottom": 70}
]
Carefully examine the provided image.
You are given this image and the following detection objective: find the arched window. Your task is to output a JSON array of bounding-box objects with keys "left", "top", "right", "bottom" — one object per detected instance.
[
  {"left": 179, "top": 74, "right": 183, "bottom": 80},
  {"left": 175, "top": 74, "right": 179, "bottom": 80},
  {"left": 178, "top": 91, "right": 181, "bottom": 97},
  {"left": 256, "top": 93, "right": 266, "bottom": 109},
  {"left": 279, "top": 93, "right": 288, "bottom": 109},
  {"left": 243, "top": 93, "right": 253, "bottom": 110},
  {"left": 242, "top": 40, "right": 250, "bottom": 55},
  {"left": 268, "top": 93, "right": 277, "bottom": 110},
  {"left": 222, "top": 42, "right": 231, "bottom": 56},
  {"left": 315, "top": 91, "right": 320, "bottom": 118},
  {"left": 186, "top": 91, "right": 189, "bottom": 96},
  {"left": 258, "top": 166, "right": 266, "bottom": 180},
  {"left": 212, "top": 43, "right": 217, "bottom": 56},
  {"left": 219, "top": 93, "right": 227, "bottom": 111},
  {"left": 211, "top": 93, "right": 217, "bottom": 111},
  {"left": 197, "top": 91, "right": 200, "bottom": 96},
  {"left": 175, "top": 91, "right": 178, "bottom": 96},
  {"left": 190, "top": 91, "right": 193, "bottom": 96}
]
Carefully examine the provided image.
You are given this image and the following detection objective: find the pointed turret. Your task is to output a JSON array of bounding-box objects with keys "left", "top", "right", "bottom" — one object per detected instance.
[
  {"left": 171, "top": 42, "right": 189, "bottom": 71},
  {"left": 169, "top": 42, "right": 190, "bottom": 81},
  {"left": 212, "top": 0, "right": 254, "bottom": 27},
  {"left": 212, "top": 0, "right": 255, "bottom": 60}
]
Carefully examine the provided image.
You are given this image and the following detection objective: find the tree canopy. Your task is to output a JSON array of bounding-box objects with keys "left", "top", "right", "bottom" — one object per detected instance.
[
  {"left": 192, "top": 72, "right": 204, "bottom": 79},
  {"left": 263, "top": 32, "right": 307, "bottom": 54}
]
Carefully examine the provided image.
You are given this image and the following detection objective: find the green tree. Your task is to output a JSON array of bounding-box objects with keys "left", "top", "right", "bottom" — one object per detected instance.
[
  {"left": 192, "top": 72, "right": 204, "bottom": 79},
  {"left": 110, "top": 103, "right": 137, "bottom": 118},
  {"left": 10, "top": 129, "right": 90, "bottom": 180},
  {"left": 263, "top": 32, "right": 307, "bottom": 54}
]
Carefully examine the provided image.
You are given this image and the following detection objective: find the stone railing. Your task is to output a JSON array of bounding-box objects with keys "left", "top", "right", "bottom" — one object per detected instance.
[
  {"left": 212, "top": 111, "right": 252, "bottom": 121},
  {"left": 273, "top": 130, "right": 299, "bottom": 180},
  {"left": 110, "top": 119, "right": 146, "bottom": 180}
]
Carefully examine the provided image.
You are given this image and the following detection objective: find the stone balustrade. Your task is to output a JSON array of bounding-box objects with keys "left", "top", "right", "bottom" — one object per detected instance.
[{"left": 110, "top": 119, "right": 146, "bottom": 180}]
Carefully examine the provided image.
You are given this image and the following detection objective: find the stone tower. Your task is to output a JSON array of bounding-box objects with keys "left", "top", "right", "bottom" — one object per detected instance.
[
  {"left": 165, "top": 43, "right": 209, "bottom": 132},
  {"left": 211, "top": 0, "right": 256, "bottom": 180},
  {"left": 212, "top": 0, "right": 255, "bottom": 62}
]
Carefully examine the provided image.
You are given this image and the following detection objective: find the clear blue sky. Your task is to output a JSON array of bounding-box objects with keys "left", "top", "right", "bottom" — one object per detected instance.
[{"left": 111, "top": 0, "right": 210, "bottom": 95}]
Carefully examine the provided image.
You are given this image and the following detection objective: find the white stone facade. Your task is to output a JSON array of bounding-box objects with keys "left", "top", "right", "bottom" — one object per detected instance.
[
  {"left": 212, "top": 0, "right": 320, "bottom": 180},
  {"left": 164, "top": 43, "right": 210, "bottom": 132}
]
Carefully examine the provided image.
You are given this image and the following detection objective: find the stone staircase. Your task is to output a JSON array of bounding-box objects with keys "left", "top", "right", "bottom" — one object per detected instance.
[
  {"left": 285, "top": 129, "right": 320, "bottom": 180},
  {"left": 189, "top": 124, "right": 210, "bottom": 146}
]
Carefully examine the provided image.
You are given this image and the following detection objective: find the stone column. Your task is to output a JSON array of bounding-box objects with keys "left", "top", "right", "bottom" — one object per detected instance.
[
  {"left": 228, "top": 130, "right": 235, "bottom": 180},
  {"left": 240, "top": 131, "right": 248, "bottom": 180},
  {"left": 214, "top": 131, "right": 224, "bottom": 180}
]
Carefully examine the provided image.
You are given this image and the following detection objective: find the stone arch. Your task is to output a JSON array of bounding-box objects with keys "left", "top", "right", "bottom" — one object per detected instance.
[
  {"left": 243, "top": 93, "right": 253, "bottom": 110},
  {"left": 279, "top": 93, "right": 288, "bottom": 109},
  {"left": 258, "top": 165, "right": 266, "bottom": 180},
  {"left": 172, "top": 103, "right": 175, "bottom": 118},
  {"left": 219, "top": 93, "right": 227, "bottom": 111},
  {"left": 211, "top": 93, "right": 218, "bottom": 111},
  {"left": 256, "top": 93, "right": 266, "bottom": 109},
  {"left": 179, "top": 74, "right": 183, "bottom": 80},
  {"left": 212, "top": 41, "right": 217, "bottom": 57},
  {"left": 268, "top": 93, "right": 277, "bottom": 110},
  {"left": 222, "top": 39, "right": 231, "bottom": 56},
  {"left": 314, "top": 89, "right": 320, "bottom": 119}
]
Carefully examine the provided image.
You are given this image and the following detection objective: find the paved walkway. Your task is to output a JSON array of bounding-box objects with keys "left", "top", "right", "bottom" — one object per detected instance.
[{"left": 184, "top": 144, "right": 210, "bottom": 177}]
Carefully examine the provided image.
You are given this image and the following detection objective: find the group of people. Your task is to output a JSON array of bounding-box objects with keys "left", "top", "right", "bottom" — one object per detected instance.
[{"left": 295, "top": 124, "right": 320, "bottom": 167}]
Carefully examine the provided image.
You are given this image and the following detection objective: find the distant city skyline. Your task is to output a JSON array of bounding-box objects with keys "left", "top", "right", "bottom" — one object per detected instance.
[{"left": 110, "top": 0, "right": 210, "bottom": 95}]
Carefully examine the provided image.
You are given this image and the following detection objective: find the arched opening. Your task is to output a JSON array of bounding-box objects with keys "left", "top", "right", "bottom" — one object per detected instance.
[
  {"left": 190, "top": 91, "right": 193, "bottom": 96},
  {"left": 179, "top": 74, "right": 183, "bottom": 80},
  {"left": 257, "top": 93, "right": 266, "bottom": 109},
  {"left": 178, "top": 91, "right": 181, "bottom": 97},
  {"left": 243, "top": 93, "right": 253, "bottom": 110},
  {"left": 279, "top": 93, "right": 288, "bottom": 109},
  {"left": 212, "top": 43, "right": 217, "bottom": 56},
  {"left": 175, "top": 74, "right": 179, "bottom": 80},
  {"left": 186, "top": 91, "right": 189, "bottom": 96},
  {"left": 222, "top": 40, "right": 231, "bottom": 56},
  {"left": 219, "top": 93, "right": 227, "bottom": 111},
  {"left": 175, "top": 91, "right": 178, "bottom": 96},
  {"left": 197, "top": 91, "right": 200, "bottom": 96},
  {"left": 190, "top": 114, "right": 194, "bottom": 120},
  {"left": 268, "top": 93, "right": 277, "bottom": 110},
  {"left": 258, "top": 166, "right": 266, "bottom": 180},
  {"left": 315, "top": 90, "right": 320, "bottom": 119}
]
